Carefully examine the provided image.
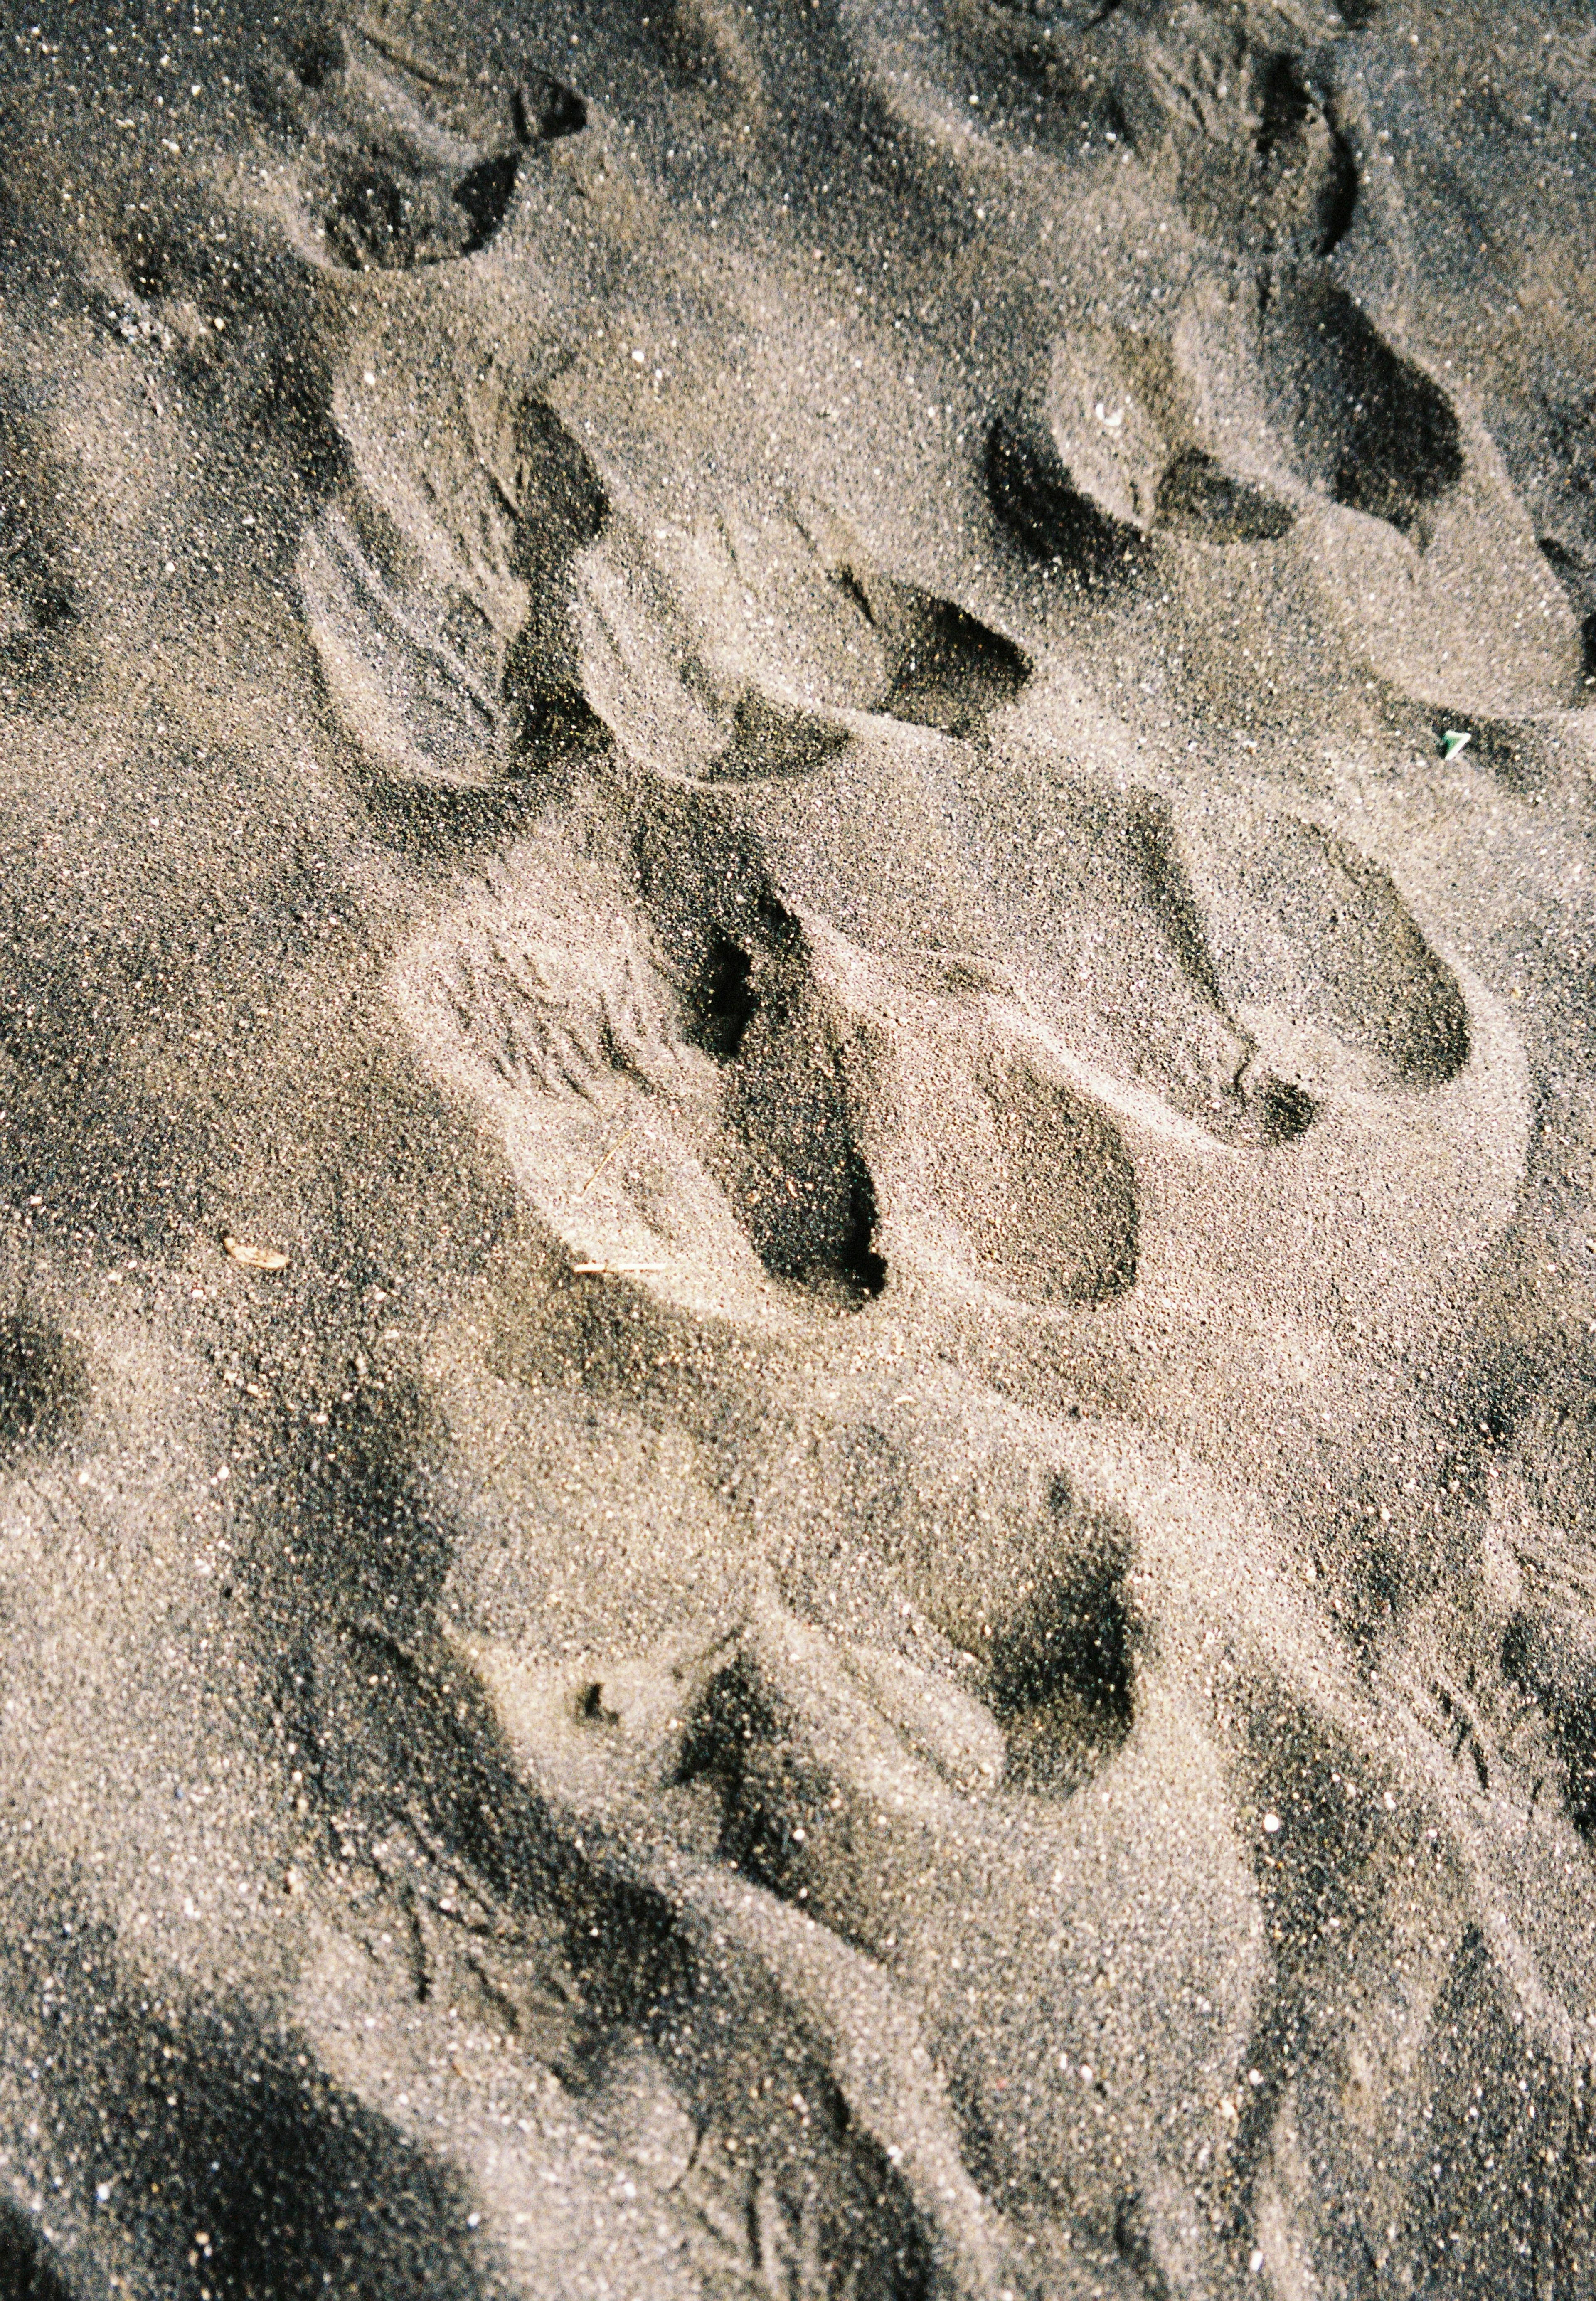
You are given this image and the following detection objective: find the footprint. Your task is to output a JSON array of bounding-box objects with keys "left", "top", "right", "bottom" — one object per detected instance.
[
  {"left": 308, "top": 1597, "right": 1008, "bottom": 2300},
  {"left": 943, "top": 2, "right": 1356, "bottom": 260},
  {"left": 1123, "top": 794, "right": 1317, "bottom": 1143},
  {"left": 906, "top": 1040, "right": 1139, "bottom": 1307},
  {"left": 760, "top": 1386, "right": 1141, "bottom": 1801},
  {"left": 406, "top": 854, "right": 689, "bottom": 1109},
  {"left": 1180, "top": 813, "right": 1470, "bottom": 1091},
  {"left": 1241, "top": 285, "right": 1572, "bottom": 711},
  {"left": 299, "top": 499, "right": 517, "bottom": 790},
  {"left": 683, "top": 568, "right": 1030, "bottom": 759},
  {"left": 1260, "top": 277, "right": 1463, "bottom": 542},
  {"left": 650, "top": 861, "right": 1139, "bottom": 1314},
  {"left": 668, "top": 1601, "right": 1010, "bottom": 1944},
  {"left": 574, "top": 495, "right": 1034, "bottom": 781},
  {"left": 610, "top": 1558, "right": 1239, "bottom": 2289},
  {"left": 1243, "top": 47, "right": 1359, "bottom": 259},
  {"left": 299, "top": 396, "right": 608, "bottom": 790},
  {"left": 398, "top": 834, "right": 891, "bottom": 1313},
  {"left": 254, "top": 12, "right": 585, "bottom": 273},
  {"left": 903, "top": 771, "right": 1315, "bottom": 1149},
  {"left": 1130, "top": 22, "right": 1358, "bottom": 261},
  {"left": 988, "top": 325, "right": 1296, "bottom": 571},
  {"left": 452, "top": 1489, "right": 1264, "bottom": 2292}
]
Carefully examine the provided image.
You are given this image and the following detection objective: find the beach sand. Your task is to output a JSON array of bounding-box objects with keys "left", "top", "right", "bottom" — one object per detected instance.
[{"left": 0, "top": 2, "right": 1594, "bottom": 2293}]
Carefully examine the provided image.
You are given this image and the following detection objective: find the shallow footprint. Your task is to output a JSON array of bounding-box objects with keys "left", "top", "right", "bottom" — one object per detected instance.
[
  {"left": 987, "top": 325, "right": 1296, "bottom": 574},
  {"left": 1260, "top": 276, "right": 1463, "bottom": 543},
  {"left": 903, "top": 1038, "right": 1138, "bottom": 1309},
  {"left": 1178, "top": 811, "right": 1470, "bottom": 1094},
  {"left": 299, "top": 498, "right": 517, "bottom": 789},
  {"left": 255, "top": 10, "right": 585, "bottom": 272},
  {"left": 574, "top": 495, "right": 1033, "bottom": 781},
  {"left": 299, "top": 397, "right": 608, "bottom": 792}
]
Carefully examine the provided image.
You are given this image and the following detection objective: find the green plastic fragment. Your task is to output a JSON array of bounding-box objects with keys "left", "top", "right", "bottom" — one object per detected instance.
[{"left": 1439, "top": 729, "right": 1472, "bottom": 760}]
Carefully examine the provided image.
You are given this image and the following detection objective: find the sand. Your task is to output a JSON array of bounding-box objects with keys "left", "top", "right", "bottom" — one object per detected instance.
[{"left": 0, "top": 0, "right": 1594, "bottom": 2294}]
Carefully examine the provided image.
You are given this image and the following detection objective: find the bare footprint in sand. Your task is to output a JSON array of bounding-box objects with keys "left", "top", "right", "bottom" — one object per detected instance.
[
  {"left": 983, "top": 276, "right": 1467, "bottom": 575},
  {"left": 323, "top": 1377, "right": 1275, "bottom": 2296},
  {"left": 941, "top": 0, "right": 1357, "bottom": 264},
  {"left": 298, "top": 395, "right": 608, "bottom": 791},
  {"left": 988, "top": 323, "right": 1296, "bottom": 573},
  {"left": 253, "top": 10, "right": 584, "bottom": 272},
  {"left": 990, "top": 288, "right": 1577, "bottom": 714},
  {"left": 573, "top": 494, "right": 1037, "bottom": 782},
  {"left": 1177, "top": 811, "right": 1469, "bottom": 1092},
  {"left": 391, "top": 708, "right": 1498, "bottom": 1340}
]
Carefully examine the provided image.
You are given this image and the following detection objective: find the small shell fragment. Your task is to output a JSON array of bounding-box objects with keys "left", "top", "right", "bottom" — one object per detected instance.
[{"left": 224, "top": 1235, "right": 290, "bottom": 1271}]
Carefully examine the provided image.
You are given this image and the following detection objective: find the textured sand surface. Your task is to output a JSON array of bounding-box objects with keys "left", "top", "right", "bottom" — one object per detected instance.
[{"left": 2, "top": 2, "right": 1596, "bottom": 2294}]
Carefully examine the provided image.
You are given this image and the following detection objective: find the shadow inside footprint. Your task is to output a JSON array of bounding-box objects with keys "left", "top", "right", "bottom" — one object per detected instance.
[
  {"left": 1262, "top": 279, "right": 1463, "bottom": 540},
  {"left": 0, "top": 2202, "right": 71, "bottom": 2301},
  {"left": 1537, "top": 538, "right": 1596, "bottom": 690},
  {"left": 1247, "top": 1072, "right": 1317, "bottom": 1144},
  {"left": 1249, "top": 49, "right": 1358, "bottom": 259},
  {"left": 826, "top": 561, "right": 1034, "bottom": 737},
  {"left": 680, "top": 932, "right": 757, "bottom": 1060},
  {"left": 0, "top": 1312, "right": 86, "bottom": 1462},
  {"left": 987, "top": 1525, "right": 1136, "bottom": 1796},
  {"left": 1153, "top": 448, "right": 1294, "bottom": 544},
  {"left": 880, "top": 590, "right": 1034, "bottom": 736},
  {"left": 987, "top": 399, "right": 1147, "bottom": 579},
  {"left": 259, "top": 18, "right": 585, "bottom": 272},
  {"left": 728, "top": 1069, "right": 888, "bottom": 1305},
  {"left": 709, "top": 692, "right": 852, "bottom": 780},
  {"left": 674, "top": 894, "right": 887, "bottom": 1305},
  {"left": 451, "top": 152, "right": 522, "bottom": 255},
  {"left": 988, "top": 365, "right": 1294, "bottom": 570},
  {"left": 1191, "top": 816, "right": 1470, "bottom": 1087}
]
